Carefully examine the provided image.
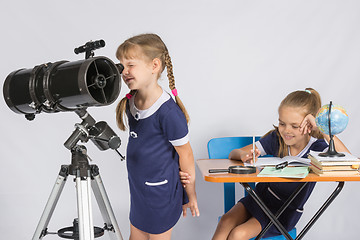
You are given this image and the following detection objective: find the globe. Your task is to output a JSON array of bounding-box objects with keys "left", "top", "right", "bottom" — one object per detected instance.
[{"left": 315, "top": 104, "right": 349, "bottom": 136}]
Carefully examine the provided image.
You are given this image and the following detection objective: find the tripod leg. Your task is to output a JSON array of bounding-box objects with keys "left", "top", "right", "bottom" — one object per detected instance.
[
  {"left": 32, "top": 166, "right": 68, "bottom": 240},
  {"left": 76, "top": 169, "right": 95, "bottom": 240},
  {"left": 91, "top": 166, "right": 123, "bottom": 240}
]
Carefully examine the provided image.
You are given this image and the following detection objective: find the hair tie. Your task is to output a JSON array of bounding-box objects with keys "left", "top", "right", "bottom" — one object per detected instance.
[
  {"left": 171, "top": 88, "right": 178, "bottom": 96},
  {"left": 126, "top": 93, "right": 133, "bottom": 99},
  {"left": 305, "top": 90, "right": 311, "bottom": 94}
]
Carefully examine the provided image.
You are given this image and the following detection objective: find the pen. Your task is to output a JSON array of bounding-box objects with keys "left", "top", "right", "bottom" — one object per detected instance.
[{"left": 252, "top": 135, "right": 255, "bottom": 166}]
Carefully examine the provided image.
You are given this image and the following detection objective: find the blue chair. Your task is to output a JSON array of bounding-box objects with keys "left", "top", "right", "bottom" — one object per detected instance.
[{"left": 207, "top": 136, "right": 296, "bottom": 240}]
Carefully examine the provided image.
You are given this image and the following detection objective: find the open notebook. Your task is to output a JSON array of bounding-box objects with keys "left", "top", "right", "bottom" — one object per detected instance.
[
  {"left": 244, "top": 156, "right": 310, "bottom": 167},
  {"left": 257, "top": 166, "right": 309, "bottom": 178}
]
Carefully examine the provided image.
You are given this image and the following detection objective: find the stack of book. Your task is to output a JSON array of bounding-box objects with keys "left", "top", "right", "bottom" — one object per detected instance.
[{"left": 308, "top": 150, "right": 360, "bottom": 176}]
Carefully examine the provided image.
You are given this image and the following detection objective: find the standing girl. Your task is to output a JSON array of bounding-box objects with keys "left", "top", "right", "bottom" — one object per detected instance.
[
  {"left": 115, "top": 33, "right": 199, "bottom": 240},
  {"left": 212, "top": 88, "right": 350, "bottom": 240}
]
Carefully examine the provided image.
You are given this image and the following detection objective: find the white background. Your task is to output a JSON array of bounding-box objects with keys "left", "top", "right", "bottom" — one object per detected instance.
[{"left": 1, "top": 1, "right": 360, "bottom": 239}]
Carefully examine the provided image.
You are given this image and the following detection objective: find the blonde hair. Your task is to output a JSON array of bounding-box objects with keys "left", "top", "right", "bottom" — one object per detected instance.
[
  {"left": 115, "top": 33, "right": 189, "bottom": 131},
  {"left": 265, "top": 88, "right": 323, "bottom": 157}
]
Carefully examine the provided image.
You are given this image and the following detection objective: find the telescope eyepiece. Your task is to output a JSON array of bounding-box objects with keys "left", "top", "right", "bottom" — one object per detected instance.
[{"left": 116, "top": 63, "right": 124, "bottom": 74}]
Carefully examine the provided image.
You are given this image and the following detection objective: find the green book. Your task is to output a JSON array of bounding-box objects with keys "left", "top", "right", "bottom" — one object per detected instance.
[{"left": 258, "top": 166, "right": 309, "bottom": 178}]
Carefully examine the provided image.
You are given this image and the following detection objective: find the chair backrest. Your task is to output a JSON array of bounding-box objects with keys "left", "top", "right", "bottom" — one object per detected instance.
[
  {"left": 207, "top": 136, "right": 260, "bottom": 159},
  {"left": 207, "top": 136, "right": 261, "bottom": 213}
]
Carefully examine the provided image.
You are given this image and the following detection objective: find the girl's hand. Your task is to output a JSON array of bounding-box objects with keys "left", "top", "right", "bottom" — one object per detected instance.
[
  {"left": 182, "top": 199, "right": 200, "bottom": 217},
  {"left": 300, "top": 114, "right": 317, "bottom": 135},
  {"left": 241, "top": 149, "right": 261, "bottom": 165},
  {"left": 179, "top": 170, "right": 191, "bottom": 187}
]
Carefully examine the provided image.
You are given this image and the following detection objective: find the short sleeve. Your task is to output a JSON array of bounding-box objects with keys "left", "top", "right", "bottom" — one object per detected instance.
[
  {"left": 161, "top": 105, "right": 189, "bottom": 147},
  {"left": 309, "top": 139, "right": 328, "bottom": 152},
  {"left": 258, "top": 130, "right": 279, "bottom": 156}
]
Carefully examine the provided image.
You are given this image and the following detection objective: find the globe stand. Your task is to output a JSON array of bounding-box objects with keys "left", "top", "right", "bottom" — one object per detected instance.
[
  {"left": 319, "top": 135, "right": 345, "bottom": 157},
  {"left": 318, "top": 101, "right": 345, "bottom": 157}
]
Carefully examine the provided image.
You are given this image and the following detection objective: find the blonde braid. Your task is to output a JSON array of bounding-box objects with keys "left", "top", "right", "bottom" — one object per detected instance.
[
  {"left": 165, "top": 51, "right": 175, "bottom": 89},
  {"left": 116, "top": 90, "right": 137, "bottom": 131},
  {"left": 164, "top": 51, "right": 190, "bottom": 123}
]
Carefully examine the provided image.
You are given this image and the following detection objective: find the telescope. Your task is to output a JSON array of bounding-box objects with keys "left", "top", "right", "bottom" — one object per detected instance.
[
  {"left": 3, "top": 39, "right": 124, "bottom": 153},
  {"left": 3, "top": 40, "right": 126, "bottom": 239},
  {"left": 3, "top": 51, "right": 123, "bottom": 120}
]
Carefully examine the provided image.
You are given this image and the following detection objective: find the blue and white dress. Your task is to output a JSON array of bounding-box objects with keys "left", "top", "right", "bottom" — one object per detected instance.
[
  {"left": 240, "top": 130, "right": 328, "bottom": 238},
  {"left": 126, "top": 89, "right": 189, "bottom": 234}
]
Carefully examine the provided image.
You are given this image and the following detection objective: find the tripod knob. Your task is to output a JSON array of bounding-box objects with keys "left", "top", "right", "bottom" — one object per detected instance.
[{"left": 91, "top": 165, "right": 100, "bottom": 176}]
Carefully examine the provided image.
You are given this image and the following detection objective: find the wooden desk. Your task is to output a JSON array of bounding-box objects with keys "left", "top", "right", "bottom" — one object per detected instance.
[{"left": 197, "top": 158, "right": 360, "bottom": 240}]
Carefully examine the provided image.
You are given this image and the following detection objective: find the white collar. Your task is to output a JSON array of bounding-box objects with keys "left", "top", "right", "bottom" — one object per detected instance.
[
  {"left": 288, "top": 136, "right": 317, "bottom": 157},
  {"left": 129, "top": 89, "right": 170, "bottom": 120}
]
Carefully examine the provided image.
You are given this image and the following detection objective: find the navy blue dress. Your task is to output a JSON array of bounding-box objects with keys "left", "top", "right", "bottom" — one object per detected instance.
[
  {"left": 240, "top": 130, "right": 328, "bottom": 237},
  {"left": 126, "top": 90, "right": 189, "bottom": 234}
]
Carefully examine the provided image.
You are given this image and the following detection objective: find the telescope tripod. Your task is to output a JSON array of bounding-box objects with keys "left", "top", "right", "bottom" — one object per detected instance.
[{"left": 32, "top": 145, "right": 123, "bottom": 240}]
